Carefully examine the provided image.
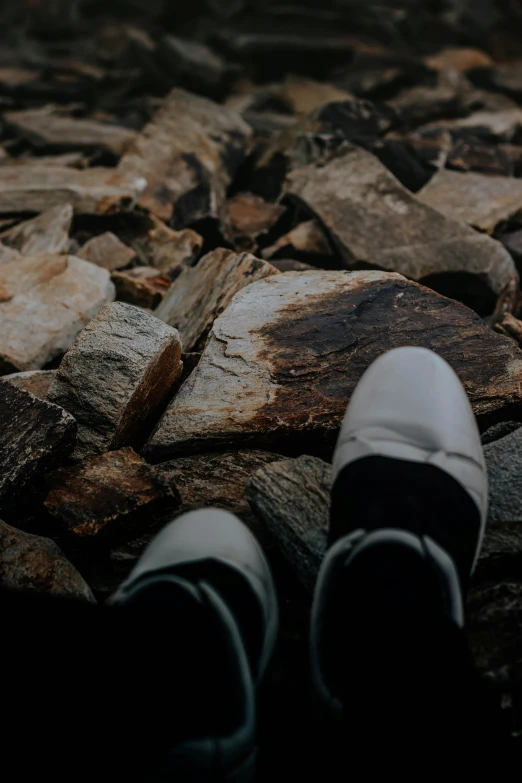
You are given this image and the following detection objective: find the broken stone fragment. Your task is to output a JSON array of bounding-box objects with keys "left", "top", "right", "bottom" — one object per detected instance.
[
  {"left": 280, "top": 75, "right": 354, "bottom": 116},
  {"left": 0, "top": 204, "right": 73, "bottom": 255},
  {"left": 0, "top": 381, "right": 76, "bottom": 503},
  {"left": 225, "top": 193, "right": 286, "bottom": 252},
  {"left": 145, "top": 271, "right": 522, "bottom": 461},
  {"left": 424, "top": 47, "right": 494, "bottom": 74},
  {"left": 262, "top": 220, "right": 333, "bottom": 261},
  {"left": 485, "top": 427, "right": 522, "bottom": 525},
  {"left": 285, "top": 145, "right": 517, "bottom": 304},
  {"left": 0, "top": 165, "right": 146, "bottom": 215},
  {"left": 44, "top": 447, "right": 180, "bottom": 543},
  {"left": 0, "top": 519, "right": 94, "bottom": 602},
  {"left": 0, "top": 244, "right": 22, "bottom": 264},
  {"left": 4, "top": 107, "right": 137, "bottom": 157},
  {"left": 422, "top": 108, "right": 522, "bottom": 143},
  {"left": 155, "top": 248, "right": 278, "bottom": 352},
  {"left": 112, "top": 267, "right": 171, "bottom": 309},
  {"left": 77, "top": 232, "right": 136, "bottom": 271},
  {"left": 47, "top": 301, "right": 182, "bottom": 461},
  {"left": 4, "top": 369, "right": 56, "bottom": 400},
  {"left": 418, "top": 169, "right": 522, "bottom": 234},
  {"left": 0, "top": 254, "right": 115, "bottom": 373},
  {"left": 118, "top": 88, "right": 252, "bottom": 226},
  {"left": 157, "top": 34, "right": 228, "bottom": 94},
  {"left": 130, "top": 215, "right": 203, "bottom": 275},
  {"left": 245, "top": 455, "right": 331, "bottom": 592}
]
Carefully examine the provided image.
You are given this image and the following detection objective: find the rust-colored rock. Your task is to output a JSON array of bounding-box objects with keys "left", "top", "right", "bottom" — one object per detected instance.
[
  {"left": 112, "top": 267, "right": 171, "bottom": 309},
  {"left": 77, "top": 232, "right": 136, "bottom": 271},
  {"left": 44, "top": 447, "right": 180, "bottom": 542},
  {"left": 155, "top": 247, "right": 278, "bottom": 352},
  {"left": 225, "top": 193, "right": 286, "bottom": 251},
  {"left": 130, "top": 215, "right": 203, "bottom": 275},
  {"left": 47, "top": 302, "right": 182, "bottom": 461},
  {"left": 4, "top": 369, "right": 56, "bottom": 399},
  {"left": 146, "top": 271, "right": 522, "bottom": 461}
]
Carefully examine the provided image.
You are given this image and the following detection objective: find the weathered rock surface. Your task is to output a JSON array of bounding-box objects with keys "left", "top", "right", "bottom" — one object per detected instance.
[
  {"left": 155, "top": 248, "right": 278, "bottom": 352},
  {"left": 112, "top": 267, "right": 171, "bottom": 309},
  {"left": 0, "top": 519, "right": 94, "bottom": 602},
  {"left": 44, "top": 447, "right": 180, "bottom": 542},
  {"left": 117, "top": 88, "right": 252, "bottom": 226},
  {"left": 245, "top": 455, "right": 331, "bottom": 591},
  {"left": 0, "top": 204, "right": 73, "bottom": 255},
  {"left": 0, "top": 381, "right": 76, "bottom": 503},
  {"left": 4, "top": 107, "right": 137, "bottom": 156},
  {"left": 4, "top": 369, "right": 56, "bottom": 399},
  {"left": 0, "top": 254, "right": 115, "bottom": 373},
  {"left": 485, "top": 427, "right": 522, "bottom": 524},
  {"left": 146, "top": 271, "right": 522, "bottom": 461},
  {"left": 262, "top": 220, "right": 333, "bottom": 261},
  {"left": 47, "top": 302, "right": 182, "bottom": 461},
  {"left": 0, "top": 243, "right": 22, "bottom": 264},
  {"left": 77, "top": 232, "right": 136, "bottom": 271},
  {"left": 418, "top": 169, "right": 522, "bottom": 233},
  {"left": 225, "top": 193, "right": 286, "bottom": 251},
  {"left": 130, "top": 215, "right": 203, "bottom": 275},
  {"left": 0, "top": 166, "right": 146, "bottom": 215}
]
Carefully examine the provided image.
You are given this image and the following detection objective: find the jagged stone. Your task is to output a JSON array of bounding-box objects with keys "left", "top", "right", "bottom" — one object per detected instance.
[
  {"left": 112, "top": 267, "right": 171, "bottom": 309},
  {"left": 485, "top": 427, "right": 522, "bottom": 525},
  {"left": 0, "top": 381, "right": 76, "bottom": 503},
  {"left": 0, "top": 204, "right": 73, "bottom": 255},
  {"left": 77, "top": 232, "right": 136, "bottom": 271},
  {"left": 155, "top": 248, "right": 278, "bottom": 352},
  {"left": 44, "top": 447, "right": 180, "bottom": 542},
  {"left": 0, "top": 519, "right": 94, "bottom": 602},
  {"left": 225, "top": 193, "right": 286, "bottom": 252},
  {"left": 0, "top": 254, "right": 114, "bottom": 373},
  {"left": 47, "top": 302, "right": 182, "bottom": 461},
  {"left": 4, "top": 369, "right": 56, "bottom": 400},
  {"left": 262, "top": 220, "right": 333, "bottom": 261},
  {"left": 146, "top": 271, "right": 522, "bottom": 461},
  {"left": 130, "top": 215, "right": 203, "bottom": 275}
]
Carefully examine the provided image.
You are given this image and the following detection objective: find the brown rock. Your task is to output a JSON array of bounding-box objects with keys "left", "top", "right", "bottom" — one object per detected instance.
[
  {"left": 0, "top": 204, "right": 73, "bottom": 255},
  {"left": 77, "top": 232, "right": 136, "bottom": 271},
  {"left": 0, "top": 519, "right": 94, "bottom": 602},
  {"left": 0, "top": 254, "right": 115, "bottom": 373},
  {"left": 225, "top": 193, "right": 286, "bottom": 251},
  {"left": 130, "top": 215, "right": 203, "bottom": 275},
  {"left": 112, "top": 267, "right": 171, "bottom": 309},
  {"left": 418, "top": 169, "right": 522, "bottom": 234},
  {"left": 118, "top": 88, "right": 252, "bottom": 226},
  {"left": 445, "top": 138, "right": 521, "bottom": 177},
  {"left": 44, "top": 447, "right": 180, "bottom": 542},
  {"left": 0, "top": 381, "right": 76, "bottom": 503},
  {"left": 4, "top": 107, "right": 137, "bottom": 156},
  {"left": 0, "top": 244, "right": 22, "bottom": 264},
  {"left": 0, "top": 165, "right": 146, "bottom": 215},
  {"left": 280, "top": 75, "right": 354, "bottom": 116},
  {"left": 422, "top": 109, "right": 522, "bottom": 143},
  {"left": 424, "top": 48, "right": 493, "bottom": 74},
  {"left": 145, "top": 271, "right": 522, "bottom": 461},
  {"left": 155, "top": 248, "right": 278, "bottom": 352},
  {"left": 285, "top": 145, "right": 517, "bottom": 303},
  {"left": 4, "top": 369, "right": 56, "bottom": 399},
  {"left": 245, "top": 455, "right": 331, "bottom": 591},
  {"left": 262, "top": 220, "right": 333, "bottom": 260},
  {"left": 47, "top": 301, "right": 182, "bottom": 461}
]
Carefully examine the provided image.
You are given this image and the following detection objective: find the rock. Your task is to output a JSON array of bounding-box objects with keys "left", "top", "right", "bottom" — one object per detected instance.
[
  {"left": 245, "top": 455, "right": 331, "bottom": 591},
  {"left": 130, "top": 215, "right": 203, "bottom": 275},
  {"left": 225, "top": 193, "right": 286, "bottom": 252},
  {"left": 285, "top": 145, "right": 517, "bottom": 304},
  {"left": 0, "top": 519, "right": 94, "bottom": 602},
  {"left": 496, "top": 313, "right": 522, "bottom": 347},
  {"left": 0, "top": 204, "right": 73, "bottom": 255},
  {"left": 490, "top": 61, "right": 522, "bottom": 99},
  {"left": 388, "top": 71, "right": 479, "bottom": 126},
  {"left": 280, "top": 75, "right": 353, "bottom": 116},
  {"left": 270, "top": 259, "right": 315, "bottom": 272},
  {"left": 77, "top": 232, "right": 136, "bottom": 271},
  {"left": 155, "top": 248, "right": 278, "bottom": 352},
  {"left": 0, "top": 244, "right": 22, "bottom": 264},
  {"left": 445, "top": 138, "right": 521, "bottom": 177},
  {"left": 485, "top": 428, "right": 522, "bottom": 524},
  {"left": 424, "top": 47, "right": 494, "bottom": 74},
  {"left": 0, "top": 381, "right": 76, "bottom": 503},
  {"left": 262, "top": 220, "right": 333, "bottom": 261},
  {"left": 112, "top": 267, "right": 171, "bottom": 309},
  {"left": 4, "top": 369, "right": 56, "bottom": 400},
  {"left": 145, "top": 271, "right": 522, "bottom": 461},
  {"left": 482, "top": 421, "right": 521, "bottom": 446},
  {"left": 418, "top": 169, "right": 522, "bottom": 234},
  {"left": 0, "top": 165, "right": 146, "bottom": 215},
  {"left": 117, "top": 88, "right": 252, "bottom": 226},
  {"left": 44, "top": 447, "right": 180, "bottom": 542},
  {"left": 47, "top": 302, "right": 182, "bottom": 461},
  {"left": 157, "top": 35, "right": 227, "bottom": 95},
  {"left": 424, "top": 108, "right": 522, "bottom": 142},
  {"left": 0, "top": 254, "right": 115, "bottom": 373},
  {"left": 4, "top": 107, "right": 137, "bottom": 156}
]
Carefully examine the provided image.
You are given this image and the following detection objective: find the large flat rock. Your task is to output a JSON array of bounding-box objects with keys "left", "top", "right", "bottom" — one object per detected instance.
[
  {"left": 0, "top": 254, "right": 114, "bottom": 373},
  {"left": 145, "top": 271, "right": 522, "bottom": 461},
  {"left": 285, "top": 145, "right": 517, "bottom": 302},
  {"left": 118, "top": 88, "right": 252, "bottom": 226},
  {"left": 47, "top": 302, "right": 182, "bottom": 461}
]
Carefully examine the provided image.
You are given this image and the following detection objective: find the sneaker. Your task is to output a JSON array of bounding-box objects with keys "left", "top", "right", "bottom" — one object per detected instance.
[{"left": 109, "top": 508, "right": 278, "bottom": 783}]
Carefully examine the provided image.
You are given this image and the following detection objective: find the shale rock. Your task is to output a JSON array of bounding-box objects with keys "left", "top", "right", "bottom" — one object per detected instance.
[
  {"left": 418, "top": 169, "right": 522, "bottom": 233},
  {"left": 78, "top": 232, "right": 136, "bottom": 271},
  {"left": 0, "top": 254, "right": 114, "bottom": 373},
  {"left": 0, "top": 204, "right": 73, "bottom": 255},
  {"left": 44, "top": 447, "right": 180, "bottom": 542},
  {"left": 155, "top": 248, "right": 278, "bottom": 352},
  {"left": 0, "top": 519, "right": 94, "bottom": 602},
  {"left": 0, "top": 381, "right": 76, "bottom": 503},
  {"left": 4, "top": 369, "right": 56, "bottom": 399},
  {"left": 47, "top": 302, "right": 182, "bottom": 461},
  {"left": 146, "top": 271, "right": 522, "bottom": 461},
  {"left": 130, "top": 216, "right": 203, "bottom": 275},
  {"left": 285, "top": 145, "right": 517, "bottom": 303},
  {"left": 112, "top": 267, "right": 171, "bottom": 309},
  {"left": 118, "top": 88, "right": 252, "bottom": 226},
  {"left": 245, "top": 455, "right": 331, "bottom": 591}
]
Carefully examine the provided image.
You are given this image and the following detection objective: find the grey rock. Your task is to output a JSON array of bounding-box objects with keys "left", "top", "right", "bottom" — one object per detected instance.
[
  {"left": 77, "top": 232, "right": 136, "bottom": 271},
  {"left": 0, "top": 204, "right": 73, "bottom": 255},
  {"left": 482, "top": 421, "right": 521, "bottom": 445},
  {"left": 485, "top": 427, "right": 522, "bottom": 524},
  {"left": 47, "top": 302, "right": 182, "bottom": 461}
]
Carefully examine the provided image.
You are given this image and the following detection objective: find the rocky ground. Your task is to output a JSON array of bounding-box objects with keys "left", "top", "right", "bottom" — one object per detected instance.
[{"left": 1, "top": 0, "right": 522, "bottom": 766}]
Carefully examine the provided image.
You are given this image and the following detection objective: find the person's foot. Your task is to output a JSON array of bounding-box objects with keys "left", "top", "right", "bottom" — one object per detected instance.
[
  {"left": 109, "top": 508, "right": 278, "bottom": 783},
  {"left": 310, "top": 347, "right": 490, "bottom": 751}
]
